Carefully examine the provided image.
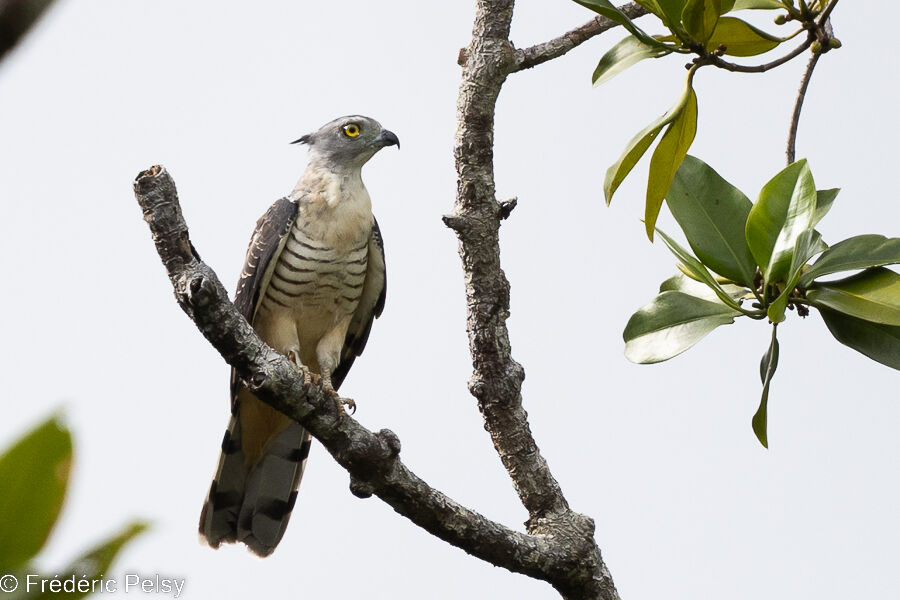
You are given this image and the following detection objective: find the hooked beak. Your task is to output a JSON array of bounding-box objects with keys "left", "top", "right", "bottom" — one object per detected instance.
[{"left": 377, "top": 129, "right": 400, "bottom": 149}]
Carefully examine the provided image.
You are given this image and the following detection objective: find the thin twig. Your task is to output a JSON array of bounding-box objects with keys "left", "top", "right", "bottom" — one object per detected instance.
[
  {"left": 784, "top": 0, "right": 839, "bottom": 163},
  {"left": 513, "top": 2, "right": 648, "bottom": 72},
  {"left": 817, "top": 0, "right": 840, "bottom": 25},
  {"left": 785, "top": 50, "right": 821, "bottom": 165},
  {"left": 699, "top": 36, "right": 813, "bottom": 73},
  {"left": 696, "top": 0, "right": 839, "bottom": 75}
]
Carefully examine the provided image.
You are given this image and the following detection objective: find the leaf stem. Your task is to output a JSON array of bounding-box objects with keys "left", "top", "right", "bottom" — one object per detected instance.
[
  {"left": 695, "top": 37, "right": 812, "bottom": 73},
  {"left": 691, "top": 0, "right": 836, "bottom": 75}
]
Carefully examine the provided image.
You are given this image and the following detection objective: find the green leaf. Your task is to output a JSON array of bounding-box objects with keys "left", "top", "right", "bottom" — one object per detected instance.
[
  {"left": 799, "top": 234, "right": 900, "bottom": 287},
  {"left": 666, "top": 155, "right": 757, "bottom": 287},
  {"left": 818, "top": 307, "right": 900, "bottom": 371},
  {"left": 593, "top": 36, "right": 674, "bottom": 86},
  {"left": 0, "top": 415, "right": 72, "bottom": 571},
  {"left": 758, "top": 325, "right": 779, "bottom": 383},
  {"left": 624, "top": 290, "right": 739, "bottom": 363},
  {"left": 683, "top": 0, "right": 720, "bottom": 42},
  {"left": 752, "top": 324, "right": 779, "bottom": 448},
  {"left": 745, "top": 159, "right": 817, "bottom": 285},
  {"left": 810, "top": 230, "right": 829, "bottom": 256},
  {"left": 732, "top": 0, "right": 784, "bottom": 9},
  {"left": 605, "top": 120, "right": 670, "bottom": 205},
  {"left": 574, "top": 0, "right": 673, "bottom": 49},
  {"left": 655, "top": 0, "right": 691, "bottom": 29},
  {"left": 26, "top": 522, "right": 150, "bottom": 600},
  {"left": 657, "top": 228, "right": 747, "bottom": 311},
  {"left": 806, "top": 267, "right": 900, "bottom": 325},
  {"left": 767, "top": 229, "right": 822, "bottom": 323},
  {"left": 634, "top": 0, "right": 665, "bottom": 17},
  {"left": 717, "top": 0, "right": 737, "bottom": 14},
  {"left": 812, "top": 188, "right": 839, "bottom": 226},
  {"left": 706, "top": 16, "right": 784, "bottom": 56},
  {"left": 646, "top": 85, "right": 698, "bottom": 239},
  {"left": 604, "top": 72, "right": 695, "bottom": 205},
  {"left": 659, "top": 272, "right": 748, "bottom": 303}
]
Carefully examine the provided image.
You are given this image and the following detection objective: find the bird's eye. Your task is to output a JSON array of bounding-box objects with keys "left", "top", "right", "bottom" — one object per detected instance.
[{"left": 342, "top": 124, "right": 361, "bottom": 138}]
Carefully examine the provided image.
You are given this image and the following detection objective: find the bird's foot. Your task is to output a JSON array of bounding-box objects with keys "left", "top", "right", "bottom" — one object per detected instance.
[
  {"left": 322, "top": 378, "right": 356, "bottom": 416},
  {"left": 319, "top": 372, "right": 356, "bottom": 416},
  {"left": 339, "top": 397, "right": 357, "bottom": 416}
]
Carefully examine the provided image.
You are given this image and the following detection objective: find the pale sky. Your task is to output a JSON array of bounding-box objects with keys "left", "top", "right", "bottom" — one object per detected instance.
[{"left": 1, "top": 1, "right": 898, "bottom": 599}]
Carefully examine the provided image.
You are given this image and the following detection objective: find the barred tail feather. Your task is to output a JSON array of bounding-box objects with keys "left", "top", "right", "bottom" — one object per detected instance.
[
  {"left": 237, "top": 423, "right": 310, "bottom": 556},
  {"left": 199, "top": 418, "right": 311, "bottom": 556},
  {"left": 199, "top": 415, "right": 246, "bottom": 547}
]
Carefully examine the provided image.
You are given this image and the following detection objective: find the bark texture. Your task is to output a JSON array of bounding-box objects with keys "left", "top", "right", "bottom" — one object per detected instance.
[{"left": 443, "top": 1, "right": 627, "bottom": 598}]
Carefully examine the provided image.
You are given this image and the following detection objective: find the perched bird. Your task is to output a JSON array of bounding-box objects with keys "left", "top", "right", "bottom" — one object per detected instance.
[{"left": 199, "top": 115, "right": 398, "bottom": 556}]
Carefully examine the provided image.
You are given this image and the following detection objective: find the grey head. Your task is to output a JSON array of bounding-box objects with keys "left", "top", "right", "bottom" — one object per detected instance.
[{"left": 291, "top": 115, "right": 399, "bottom": 170}]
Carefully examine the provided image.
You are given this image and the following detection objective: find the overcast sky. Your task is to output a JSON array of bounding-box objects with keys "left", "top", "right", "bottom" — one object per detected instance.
[{"left": 1, "top": 1, "right": 897, "bottom": 599}]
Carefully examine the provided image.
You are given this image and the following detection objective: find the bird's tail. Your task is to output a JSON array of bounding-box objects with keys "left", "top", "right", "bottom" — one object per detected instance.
[{"left": 199, "top": 413, "right": 311, "bottom": 556}]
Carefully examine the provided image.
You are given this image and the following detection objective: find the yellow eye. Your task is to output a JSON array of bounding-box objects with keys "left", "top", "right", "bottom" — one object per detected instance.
[{"left": 343, "top": 124, "right": 360, "bottom": 138}]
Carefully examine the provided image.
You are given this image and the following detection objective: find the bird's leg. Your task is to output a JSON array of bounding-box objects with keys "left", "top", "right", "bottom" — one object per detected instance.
[
  {"left": 316, "top": 321, "right": 356, "bottom": 415},
  {"left": 285, "top": 346, "right": 304, "bottom": 370},
  {"left": 318, "top": 364, "right": 356, "bottom": 416}
]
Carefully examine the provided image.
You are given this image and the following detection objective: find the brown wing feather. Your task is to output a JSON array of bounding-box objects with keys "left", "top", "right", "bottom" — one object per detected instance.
[
  {"left": 230, "top": 197, "right": 298, "bottom": 410},
  {"left": 233, "top": 197, "right": 298, "bottom": 321},
  {"left": 331, "top": 217, "right": 387, "bottom": 390}
]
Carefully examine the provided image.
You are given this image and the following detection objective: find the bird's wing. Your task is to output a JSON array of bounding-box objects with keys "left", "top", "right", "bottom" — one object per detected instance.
[
  {"left": 230, "top": 197, "right": 298, "bottom": 409},
  {"left": 331, "top": 217, "right": 387, "bottom": 390}
]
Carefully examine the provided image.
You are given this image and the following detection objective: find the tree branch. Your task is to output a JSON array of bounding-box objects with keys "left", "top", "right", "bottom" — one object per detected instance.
[
  {"left": 451, "top": 0, "right": 567, "bottom": 525},
  {"left": 786, "top": 2, "right": 839, "bottom": 164},
  {"left": 0, "top": 0, "right": 56, "bottom": 64},
  {"left": 448, "top": 0, "right": 620, "bottom": 598},
  {"left": 512, "top": 2, "right": 648, "bottom": 72},
  {"left": 132, "top": 165, "right": 586, "bottom": 584},
  {"left": 785, "top": 50, "right": 821, "bottom": 165}
]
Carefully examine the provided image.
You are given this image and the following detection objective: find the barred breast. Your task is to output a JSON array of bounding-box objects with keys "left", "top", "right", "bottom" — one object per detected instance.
[{"left": 259, "top": 219, "right": 368, "bottom": 318}]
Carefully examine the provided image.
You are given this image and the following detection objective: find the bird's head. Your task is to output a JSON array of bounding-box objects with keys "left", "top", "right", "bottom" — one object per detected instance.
[{"left": 292, "top": 115, "right": 399, "bottom": 170}]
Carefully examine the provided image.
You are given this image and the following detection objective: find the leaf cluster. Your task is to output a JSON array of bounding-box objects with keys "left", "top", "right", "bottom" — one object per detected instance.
[
  {"left": 574, "top": 0, "right": 820, "bottom": 238},
  {"left": 0, "top": 416, "right": 146, "bottom": 598},
  {"left": 623, "top": 157, "right": 900, "bottom": 446}
]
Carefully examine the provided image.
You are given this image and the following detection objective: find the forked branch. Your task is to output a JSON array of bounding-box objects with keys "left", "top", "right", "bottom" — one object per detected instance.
[{"left": 133, "top": 165, "right": 584, "bottom": 585}]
